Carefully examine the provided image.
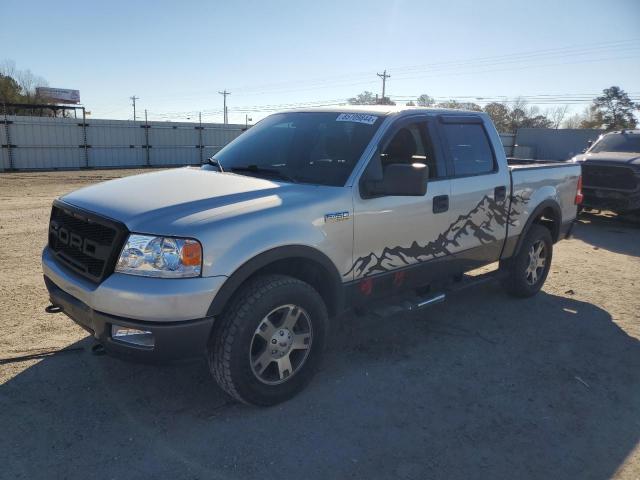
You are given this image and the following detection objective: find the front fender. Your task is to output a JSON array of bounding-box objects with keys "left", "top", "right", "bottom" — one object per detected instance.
[{"left": 206, "top": 244, "right": 344, "bottom": 317}]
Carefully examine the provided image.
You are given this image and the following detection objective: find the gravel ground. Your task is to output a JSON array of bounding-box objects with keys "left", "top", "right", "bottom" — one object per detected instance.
[{"left": 0, "top": 169, "right": 639, "bottom": 480}]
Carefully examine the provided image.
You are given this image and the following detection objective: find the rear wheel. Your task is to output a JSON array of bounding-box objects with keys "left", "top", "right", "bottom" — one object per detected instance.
[
  {"left": 503, "top": 224, "right": 553, "bottom": 298},
  {"left": 208, "top": 274, "right": 327, "bottom": 406}
]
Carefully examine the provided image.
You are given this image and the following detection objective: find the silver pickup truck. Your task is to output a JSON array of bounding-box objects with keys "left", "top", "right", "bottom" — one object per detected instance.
[{"left": 43, "top": 106, "right": 582, "bottom": 405}]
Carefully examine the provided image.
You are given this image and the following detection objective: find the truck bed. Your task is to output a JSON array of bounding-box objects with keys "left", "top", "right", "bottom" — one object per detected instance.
[{"left": 503, "top": 160, "right": 581, "bottom": 257}]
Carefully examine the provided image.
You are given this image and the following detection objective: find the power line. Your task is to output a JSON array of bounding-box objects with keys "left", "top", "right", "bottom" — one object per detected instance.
[
  {"left": 226, "top": 40, "right": 640, "bottom": 96},
  {"left": 138, "top": 39, "right": 640, "bottom": 101}
]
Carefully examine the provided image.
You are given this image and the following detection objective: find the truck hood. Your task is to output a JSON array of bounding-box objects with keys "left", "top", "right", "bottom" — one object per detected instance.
[
  {"left": 571, "top": 151, "right": 640, "bottom": 165},
  {"left": 61, "top": 167, "right": 328, "bottom": 234}
]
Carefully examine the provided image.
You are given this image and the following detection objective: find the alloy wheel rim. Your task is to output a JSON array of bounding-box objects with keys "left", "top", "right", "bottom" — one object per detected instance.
[
  {"left": 525, "top": 240, "right": 547, "bottom": 286},
  {"left": 249, "top": 304, "right": 313, "bottom": 385}
]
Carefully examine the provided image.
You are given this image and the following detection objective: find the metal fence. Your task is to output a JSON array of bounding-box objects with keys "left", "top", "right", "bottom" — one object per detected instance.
[
  {"left": 499, "top": 133, "right": 515, "bottom": 157},
  {"left": 0, "top": 114, "right": 607, "bottom": 171},
  {"left": 512, "top": 128, "right": 603, "bottom": 161},
  {"left": 0, "top": 115, "right": 245, "bottom": 171}
]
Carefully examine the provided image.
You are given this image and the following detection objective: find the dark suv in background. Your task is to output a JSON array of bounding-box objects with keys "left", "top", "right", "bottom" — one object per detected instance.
[{"left": 570, "top": 130, "right": 640, "bottom": 214}]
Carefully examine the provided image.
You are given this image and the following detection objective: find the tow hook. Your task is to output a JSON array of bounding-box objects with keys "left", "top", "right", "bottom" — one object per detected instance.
[{"left": 45, "top": 304, "right": 63, "bottom": 314}]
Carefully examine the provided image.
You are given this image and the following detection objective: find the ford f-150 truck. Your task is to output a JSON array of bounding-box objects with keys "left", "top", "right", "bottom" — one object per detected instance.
[
  {"left": 569, "top": 129, "right": 640, "bottom": 214},
  {"left": 43, "top": 106, "right": 582, "bottom": 405}
]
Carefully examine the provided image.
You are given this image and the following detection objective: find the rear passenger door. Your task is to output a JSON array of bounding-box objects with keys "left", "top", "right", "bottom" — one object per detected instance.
[{"left": 438, "top": 115, "right": 510, "bottom": 265}]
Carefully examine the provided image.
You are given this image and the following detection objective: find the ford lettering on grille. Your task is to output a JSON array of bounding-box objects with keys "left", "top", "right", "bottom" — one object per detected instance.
[{"left": 48, "top": 203, "right": 125, "bottom": 283}]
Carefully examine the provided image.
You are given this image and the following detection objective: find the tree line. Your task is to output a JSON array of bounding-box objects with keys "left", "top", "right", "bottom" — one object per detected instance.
[
  {"left": 348, "top": 86, "right": 639, "bottom": 132},
  {"left": 0, "top": 60, "right": 56, "bottom": 115}
]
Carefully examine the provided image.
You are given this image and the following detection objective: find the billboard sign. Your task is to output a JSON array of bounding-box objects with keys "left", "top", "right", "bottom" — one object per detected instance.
[{"left": 36, "top": 87, "right": 81, "bottom": 104}]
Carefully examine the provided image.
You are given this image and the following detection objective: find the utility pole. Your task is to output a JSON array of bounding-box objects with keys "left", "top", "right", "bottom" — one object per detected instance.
[
  {"left": 376, "top": 70, "right": 390, "bottom": 104},
  {"left": 130, "top": 95, "right": 139, "bottom": 121},
  {"left": 218, "top": 90, "right": 230, "bottom": 125}
]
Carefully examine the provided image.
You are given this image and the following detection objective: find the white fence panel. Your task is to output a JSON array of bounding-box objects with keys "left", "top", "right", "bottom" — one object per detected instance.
[
  {"left": 202, "top": 125, "right": 244, "bottom": 159},
  {"left": 1, "top": 116, "right": 245, "bottom": 170},
  {"left": 87, "top": 119, "right": 146, "bottom": 167},
  {"left": 9, "top": 116, "right": 83, "bottom": 169}
]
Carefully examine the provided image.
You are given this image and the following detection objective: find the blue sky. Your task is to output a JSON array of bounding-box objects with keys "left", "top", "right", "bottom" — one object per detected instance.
[{"left": 2, "top": 0, "right": 639, "bottom": 123}]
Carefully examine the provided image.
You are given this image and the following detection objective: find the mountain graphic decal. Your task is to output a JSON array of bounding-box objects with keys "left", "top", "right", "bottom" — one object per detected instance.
[{"left": 345, "top": 193, "right": 528, "bottom": 278}]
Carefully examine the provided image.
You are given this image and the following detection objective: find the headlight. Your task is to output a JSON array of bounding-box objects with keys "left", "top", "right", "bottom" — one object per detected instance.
[{"left": 115, "top": 234, "right": 202, "bottom": 278}]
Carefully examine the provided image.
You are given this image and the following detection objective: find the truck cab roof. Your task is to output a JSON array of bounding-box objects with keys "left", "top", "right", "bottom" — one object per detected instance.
[{"left": 283, "top": 105, "right": 487, "bottom": 118}]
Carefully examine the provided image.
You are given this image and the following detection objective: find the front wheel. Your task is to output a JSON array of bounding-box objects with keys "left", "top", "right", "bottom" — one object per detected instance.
[
  {"left": 503, "top": 224, "right": 553, "bottom": 298},
  {"left": 208, "top": 274, "right": 328, "bottom": 406}
]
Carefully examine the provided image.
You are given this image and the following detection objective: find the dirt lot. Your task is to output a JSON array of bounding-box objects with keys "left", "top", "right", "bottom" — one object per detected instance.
[{"left": 1, "top": 169, "right": 639, "bottom": 480}]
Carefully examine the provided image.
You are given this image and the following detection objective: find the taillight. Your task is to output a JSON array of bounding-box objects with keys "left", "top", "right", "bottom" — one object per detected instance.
[{"left": 575, "top": 175, "right": 584, "bottom": 205}]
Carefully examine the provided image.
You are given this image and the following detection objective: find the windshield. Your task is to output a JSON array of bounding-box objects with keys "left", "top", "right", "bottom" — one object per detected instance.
[
  {"left": 212, "top": 112, "right": 384, "bottom": 186},
  {"left": 590, "top": 133, "right": 640, "bottom": 154}
]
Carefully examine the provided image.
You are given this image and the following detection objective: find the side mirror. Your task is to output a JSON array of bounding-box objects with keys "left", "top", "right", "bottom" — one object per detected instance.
[{"left": 363, "top": 162, "right": 429, "bottom": 197}]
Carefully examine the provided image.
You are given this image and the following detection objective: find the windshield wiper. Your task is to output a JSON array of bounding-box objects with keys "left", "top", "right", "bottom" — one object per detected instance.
[
  {"left": 206, "top": 157, "right": 224, "bottom": 172},
  {"left": 231, "top": 165, "right": 297, "bottom": 183}
]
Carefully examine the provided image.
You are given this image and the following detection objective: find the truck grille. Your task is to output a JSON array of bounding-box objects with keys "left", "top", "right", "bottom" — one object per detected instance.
[
  {"left": 48, "top": 202, "right": 128, "bottom": 283},
  {"left": 581, "top": 164, "right": 638, "bottom": 191}
]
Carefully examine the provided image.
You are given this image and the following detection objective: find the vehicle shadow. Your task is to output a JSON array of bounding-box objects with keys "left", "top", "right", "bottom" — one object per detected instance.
[
  {"left": 1, "top": 286, "right": 639, "bottom": 480},
  {"left": 574, "top": 211, "right": 640, "bottom": 257}
]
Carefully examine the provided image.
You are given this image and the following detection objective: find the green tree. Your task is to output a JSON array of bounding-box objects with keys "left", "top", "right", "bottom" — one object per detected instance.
[
  {"left": 348, "top": 91, "right": 377, "bottom": 105},
  {"left": 522, "top": 114, "right": 553, "bottom": 129},
  {"left": 0, "top": 74, "right": 22, "bottom": 103},
  {"left": 483, "top": 102, "right": 510, "bottom": 132},
  {"left": 416, "top": 94, "right": 435, "bottom": 107},
  {"left": 436, "top": 100, "right": 481, "bottom": 111},
  {"left": 1, "top": 60, "right": 53, "bottom": 115},
  {"left": 589, "top": 86, "right": 638, "bottom": 130}
]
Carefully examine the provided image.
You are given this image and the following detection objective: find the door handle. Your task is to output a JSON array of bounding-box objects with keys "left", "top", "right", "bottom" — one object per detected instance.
[
  {"left": 494, "top": 186, "right": 507, "bottom": 202},
  {"left": 433, "top": 195, "right": 449, "bottom": 214}
]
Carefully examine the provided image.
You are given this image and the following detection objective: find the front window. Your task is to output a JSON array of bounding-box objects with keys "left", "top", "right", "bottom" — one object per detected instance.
[
  {"left": 212, "top": 112, "right": 383, "bottom": 186},
  {"left": 590, "top": 133, "right": 640, "bottom": 154}
]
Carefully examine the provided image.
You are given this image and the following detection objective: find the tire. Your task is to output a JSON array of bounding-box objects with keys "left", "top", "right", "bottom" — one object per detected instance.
[
  {"left": 503, "top": 224, "right": 553, "bottom": 298},
  {"left": 208, "top": 274, "right": 328, "bottom": 406}
]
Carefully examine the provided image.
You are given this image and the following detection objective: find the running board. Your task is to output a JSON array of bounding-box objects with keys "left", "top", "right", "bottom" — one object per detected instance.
[
  {"left": 365, "top": 269, "right": 506, "bottom": 318},
  {"left": 409, "top": 293, "right": 446, "bottom": 310},
  {"left": 447, "top": 269, "right": 508, "bottom": 293},
  {"left": 368, "top": 292, "right": 446, "bottom": 317}
]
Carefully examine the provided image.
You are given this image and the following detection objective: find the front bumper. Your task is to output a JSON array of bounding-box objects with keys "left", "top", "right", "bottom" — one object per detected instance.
[
  {"left": 42, "top": 246, "right": 226, "bottom": 322},
  {"left": 582, "top": 188, "right": 640, "bottom": 213},
  {"left": 45, "top": 276, "right": 215, "bottom": 362},
  {"left": 42, "top": 246, "right": 227, "bottom": 362}
]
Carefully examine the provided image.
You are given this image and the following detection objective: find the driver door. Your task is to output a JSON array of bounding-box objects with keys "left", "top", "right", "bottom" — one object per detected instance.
[{"left": 350, "top": 116, "right": 452, "bottom": 298}]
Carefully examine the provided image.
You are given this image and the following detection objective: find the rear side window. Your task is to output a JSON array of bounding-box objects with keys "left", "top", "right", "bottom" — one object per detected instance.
[{"left": 442, "top": 123, "right": 495, "bottom": 176}]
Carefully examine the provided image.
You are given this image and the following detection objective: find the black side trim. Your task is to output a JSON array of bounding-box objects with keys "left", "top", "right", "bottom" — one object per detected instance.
[
  {"left": 206, "top": 245, "right": 344, "bottom": 317},
  {"left": 344, "top": 242, "right": 499, "bottom": 306}
]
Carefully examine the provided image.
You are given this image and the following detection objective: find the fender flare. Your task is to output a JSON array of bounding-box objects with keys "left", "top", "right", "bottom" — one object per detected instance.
[
  {"left": 511, "top": 199, "right": 562, "bottom": 258},
  {"left": 206, "top": 245, "right": 344, "bottom": 317}
]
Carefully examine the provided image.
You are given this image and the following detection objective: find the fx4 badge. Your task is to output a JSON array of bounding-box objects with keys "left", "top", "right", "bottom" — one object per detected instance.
[{"left": 324, "top": 211, "right": 351, "bottom": 223}]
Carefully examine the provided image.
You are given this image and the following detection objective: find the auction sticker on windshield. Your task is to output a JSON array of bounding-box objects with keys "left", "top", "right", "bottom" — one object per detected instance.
[{"left": 336, "top": 113, "right": 378, "bottom": 125}]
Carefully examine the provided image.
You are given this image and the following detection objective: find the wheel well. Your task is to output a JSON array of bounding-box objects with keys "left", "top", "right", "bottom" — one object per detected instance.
[
  {"left": 532, "top": 206, "right": 560, "bottom": 242},
  {"left": 245, "top": 257, "right": 340, "bottom": 317},
  {"left": 208, "top": 249, "right": 343, "bottom": 319}
]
